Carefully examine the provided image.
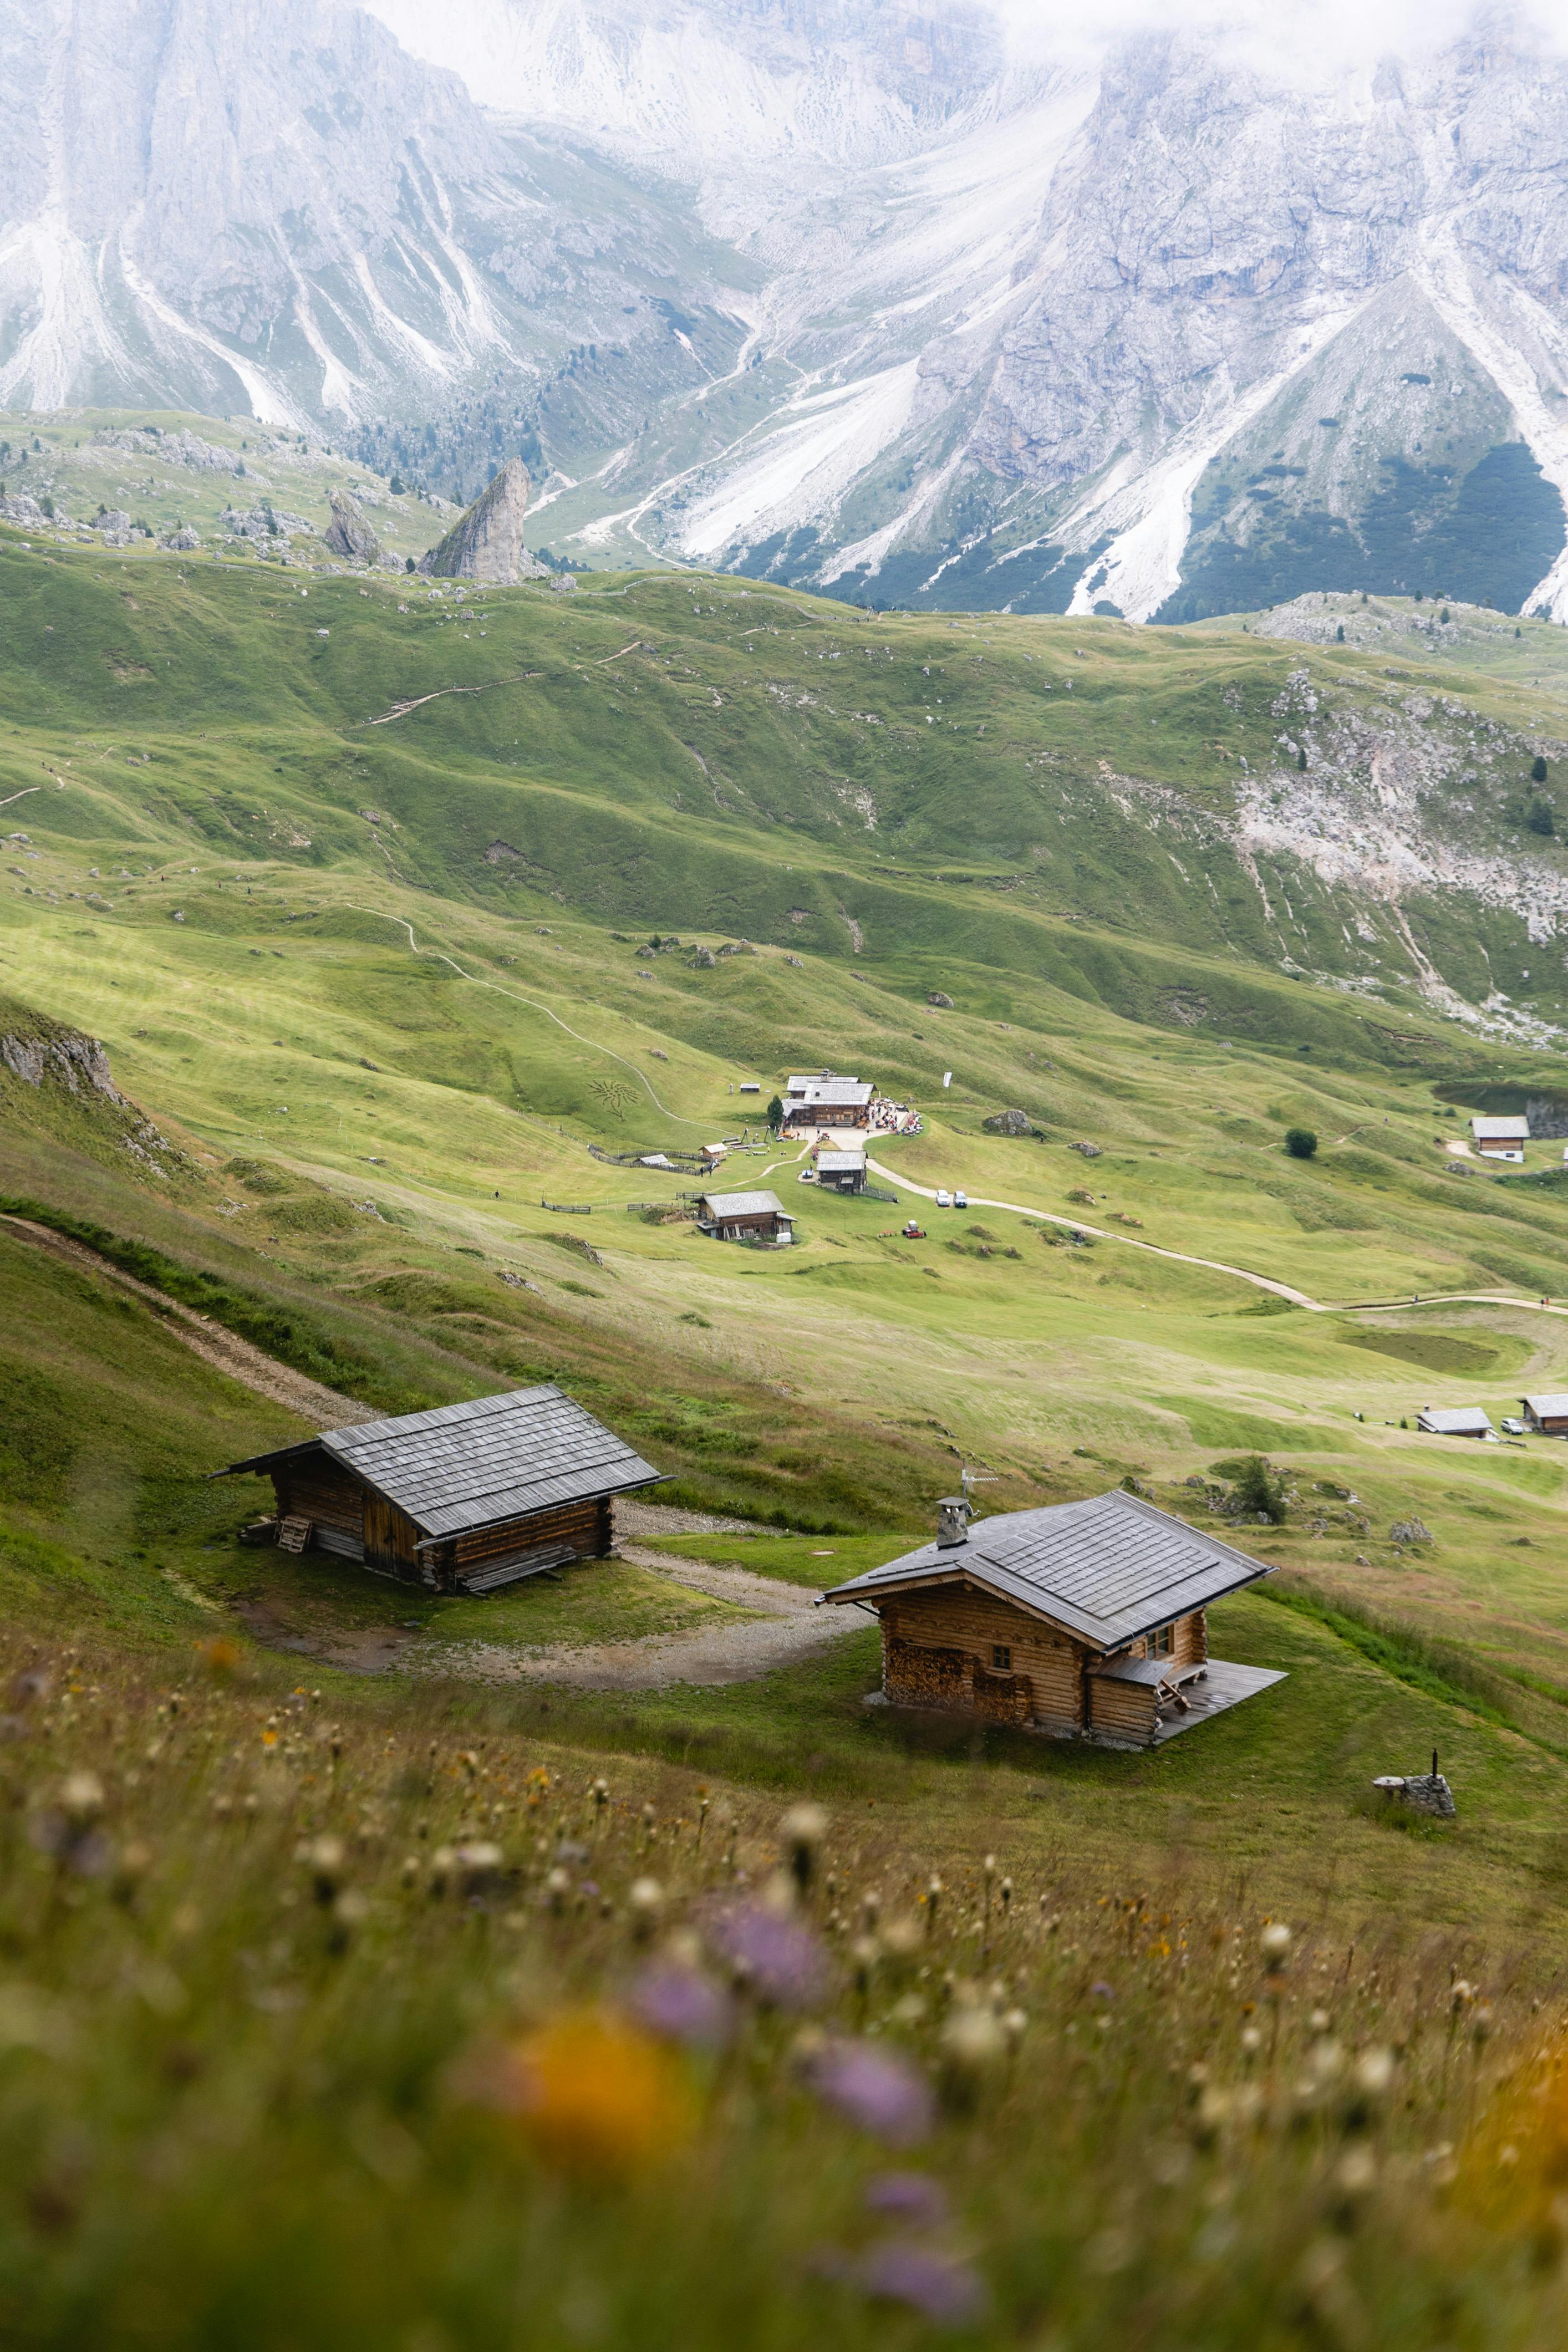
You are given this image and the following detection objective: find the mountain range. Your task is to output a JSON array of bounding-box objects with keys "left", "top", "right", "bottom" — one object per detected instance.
[{"left": 6, "top": 0, "right": 1568, "bottom": 620}]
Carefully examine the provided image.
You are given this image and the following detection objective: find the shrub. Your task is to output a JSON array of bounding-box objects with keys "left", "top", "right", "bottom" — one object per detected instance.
[
  {"left": 1232, "top": 1453, "right": 1287, "bottom": 1523},
  {"left": 1284, "top": 1127, "right": 1318, "bottom": 1159},
  {"left": 1528, "top": 798, "right": 1555, "bottom": 837},
  {"left": 1532, "top": 754, "right": 1549, "bottom": 783}
]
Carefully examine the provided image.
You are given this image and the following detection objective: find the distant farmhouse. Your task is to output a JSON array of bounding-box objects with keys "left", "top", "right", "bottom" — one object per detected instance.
[
  {"left": 1470, "top": 1115, "right": 1529, "bottom": 1162},
  {"left": 221, "top": 1386, "right": 661, "bottom": 1592},
  {"left": 698, "top": 1187, "right": 795, "bottom": 1245},
  {"left": 821, "top": 1490, "right": 1284, "bottom": 1749},
  {"left": 780, "top": 1071, "right": 920, "bottom": 1139},
  {"left": 1415, "top": 1404, "right": 1493, "bottom": 1437},
  {"left": 1520, "top": 1392, "right": 1568, "bottom": 1434},
  {"left": 814, "top": 1146, "right": 868, "bottom": 1194}
]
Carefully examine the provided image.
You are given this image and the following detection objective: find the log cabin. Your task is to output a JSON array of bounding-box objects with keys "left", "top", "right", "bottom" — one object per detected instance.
[
  {"left": 698, "top": 1188, "right": 795, "bottom": 1244},
  {"left": 218, "top": 1384, "right": 663, "bottom": 1594},
  {"left": 819, "top": 1490, "right": 1285, "bottom": 1749},
  {"left": 1520, "top": 1392, "right": 1568, "bottom": 1435}
]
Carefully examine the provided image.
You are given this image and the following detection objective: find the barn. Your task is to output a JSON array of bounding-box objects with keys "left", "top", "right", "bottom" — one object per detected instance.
[
  {"left": 1520, "top": 1392, "right": 1568, "bottom": 1434},
  {"left": 219, "top": 1385, "right": 662, "bottom": 1594},
  {"left": 819, "top": 1490, "right": 1284, "bottom": 1749}
]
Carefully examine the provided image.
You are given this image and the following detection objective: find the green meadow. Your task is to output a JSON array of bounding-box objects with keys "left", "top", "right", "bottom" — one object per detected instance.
[{"left": 8, "top": 503, "right": 1568, "bottom": 2344}]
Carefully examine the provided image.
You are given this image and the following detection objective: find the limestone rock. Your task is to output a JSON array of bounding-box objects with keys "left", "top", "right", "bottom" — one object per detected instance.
[
  {"left": 927, "top": 991, "right": 955, "bottom": 1008},
  {"left": 983, "top": 1108, "right": 1032, "bottom": 1136},
  {"left": 160, "top": 526, "right": 201, "bottom": 551},
  {"left": 1389, "top": 1518, "right": 1434, "bottom": 1545},
  {"left": 691, "top": 946, "right": 717, "bottom": 969},
  {"left": 1069, "top": 1139, "right": 1103, "bottom": 1158},
  {"left": 324, "top": 490, "right": 388, "bottom": 567},
  {"left": 418, "top": 459, "right": 548, "bottom": 584}
]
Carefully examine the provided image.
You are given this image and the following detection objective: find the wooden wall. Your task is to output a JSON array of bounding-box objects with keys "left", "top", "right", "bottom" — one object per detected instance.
[
  {"left": 877, "top": 1582, "right": 1209, "bottom": 1743},
  {"left": 880, "top": 1585, "right": 1085, "bottom": 1732},
  {"left": 447, "top": 1496, "right": 609, "bottom": 1584}
]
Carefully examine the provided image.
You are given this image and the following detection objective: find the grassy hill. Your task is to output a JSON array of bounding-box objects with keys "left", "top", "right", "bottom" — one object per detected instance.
[{"left": 10, "top": 502, "right": 1568, "bottom": 2342}]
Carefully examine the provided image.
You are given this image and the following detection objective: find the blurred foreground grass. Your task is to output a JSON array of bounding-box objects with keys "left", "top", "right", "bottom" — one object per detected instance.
[{"left": 4, "top": 1625, "right": 1568, "bottom": 2351}]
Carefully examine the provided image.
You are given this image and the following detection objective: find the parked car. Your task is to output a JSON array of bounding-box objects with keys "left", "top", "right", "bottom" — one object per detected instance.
[
  {"left": 954, "top": 1189, "right": 969, "bottom": 1209},
  {"left": 1501, "top": 1417, "right": 1525, "bottom": 1435},
  {"left": 935, "top": 1189, "right": 952, "bottom": 1208}
]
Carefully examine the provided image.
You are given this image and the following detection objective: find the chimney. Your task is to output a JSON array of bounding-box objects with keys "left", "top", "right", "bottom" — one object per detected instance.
[{"left": 935, "top": 1496, "right": 971, "bottom": 1548}]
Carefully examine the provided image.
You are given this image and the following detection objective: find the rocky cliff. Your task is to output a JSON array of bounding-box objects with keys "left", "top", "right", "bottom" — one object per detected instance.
[
  {"left": 323, "top": 491, "right": 389, "bottom": 568},
  {"left": 418, "top": 460, "right": 548, "bottom": 583}
]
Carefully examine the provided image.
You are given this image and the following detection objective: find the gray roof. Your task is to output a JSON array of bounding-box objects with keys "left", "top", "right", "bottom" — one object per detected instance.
[
  {"left": 817, "top": 1149, "right": 866, "bottom": 1171},
  {"left": 1416, "top": 1406, "right": 1493, "bottom": 1434},
  {"left": 1471, "top": 1116, "right": 1529, "bottom": 1139},
  {"left": 701, "top": 1188, "right": 791, "bottom": 1219},
  {"left": 1522, "top": 1393, "right": 1568, "bottom": 1417},
  {"left": 820, "top": 1489, "right": 1272, "bottom": 1651},
  {"left": 221, "top": 1384, "right": 661, "bottom": 1540},
  {"left": 786, "top": 1077, "right": 873, "bottom": 1107}
]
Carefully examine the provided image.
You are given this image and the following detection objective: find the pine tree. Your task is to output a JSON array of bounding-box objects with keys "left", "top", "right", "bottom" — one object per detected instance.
[{"left": 1532, "top": 754, "right": 1549, "bottom": 783}]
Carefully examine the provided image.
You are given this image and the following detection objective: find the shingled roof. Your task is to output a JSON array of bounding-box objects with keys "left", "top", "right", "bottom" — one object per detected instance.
[
  {"left": 221, "top": 1385, "right": 661, "bottom": 1542},
  {"left": 820, "top": 1489, "right": 1272, "bottom": 1651}
]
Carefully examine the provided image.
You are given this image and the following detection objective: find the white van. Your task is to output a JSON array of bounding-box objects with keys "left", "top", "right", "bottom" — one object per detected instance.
[{"left": 935, "top": 1189, "right": 952, "bottom": 1209}]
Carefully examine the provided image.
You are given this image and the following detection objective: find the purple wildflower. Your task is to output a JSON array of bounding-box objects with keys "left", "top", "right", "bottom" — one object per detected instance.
[
  {"left": 810, "top": 2039, "right": 933, "bottom": 2146},
  {"left": 1090, "top": 1981, "right": 1116, "bottom": 2003},
  {"left": 705, "top": 1901, "right": 829, "bottom": 2010},
  {"left": 629, "top": 1960, "right": 734, "bottom": 2051},
  {"left": 866, "top": 2172, "right": 948, "bottom": 2227},
  {"left": 859, "top": 2242, "right": 987, "bottom": 2326}
]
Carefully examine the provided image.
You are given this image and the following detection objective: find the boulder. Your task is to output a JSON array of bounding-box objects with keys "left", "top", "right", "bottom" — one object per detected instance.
[
  {"left": 927, "top": 991, "right": 955, "bottom": 1008},
  {"left": 1068, "top": 1139, "right": 1103, "bottom": 1158},
  {"left": 323, "top": 489, "right": 388, "bottom": 567},
  {"left": 160, "top": 526, "right": 201, "bottom": 551},
  {"left": 691, "top": 946, "right": 717, "bottom": 969},
  {"left": 418, "top": 457, "right": 549, "bottom": 584},
  {"left": 1389, "top": 1518, "right": 1434, "bottom": 1546},
  {"left": 983, "top": 1108, "right": 1032, "bottom": 1136}
]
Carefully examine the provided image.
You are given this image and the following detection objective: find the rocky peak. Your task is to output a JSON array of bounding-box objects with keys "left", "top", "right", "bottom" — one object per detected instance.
[
  {"left": 418, "top": 459, "right": 547, "bottom": 584},
  {"left": 324, "top": 490, "right": 388, "bottom": 567}
]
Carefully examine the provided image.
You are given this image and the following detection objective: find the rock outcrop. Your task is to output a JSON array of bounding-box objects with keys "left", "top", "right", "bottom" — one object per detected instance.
[
  {"left": 323, "top": 490, "right": 388, "bottom": 567},
  {"left": 419, "top": 460, "right": 548, "bottom": 584},
  {"left": 982, "top": 1108, "right": 1033, "bottom": 1136}
]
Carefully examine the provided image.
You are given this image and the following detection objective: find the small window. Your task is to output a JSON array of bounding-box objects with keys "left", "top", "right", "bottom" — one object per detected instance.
[
  {"left": 1146, "top": 1624, "right": 1173, "bottom": 1658},
  {"left": 991, "top": 1644, "right": 1012, "bottom": 1671}
]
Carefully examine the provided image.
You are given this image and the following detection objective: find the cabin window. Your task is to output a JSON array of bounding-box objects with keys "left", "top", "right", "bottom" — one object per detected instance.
[
  {"left": 1146, "top": 1623, "right": 1173, "bottom": 1658},
  {"left": 991, "top": 1644, "right": 1012, "bottom": 1671}
]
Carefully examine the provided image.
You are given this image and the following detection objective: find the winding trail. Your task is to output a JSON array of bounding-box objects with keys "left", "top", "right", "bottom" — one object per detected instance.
[
  {"left": 0, "top": 1214, "right": 376, "bottom": 1424},
  {"left": 343, "top": 904, "right": 713, "bottom": 1132},
  {"left": 864, "top": 1160, "right": 1568, "bottom": 1319}
]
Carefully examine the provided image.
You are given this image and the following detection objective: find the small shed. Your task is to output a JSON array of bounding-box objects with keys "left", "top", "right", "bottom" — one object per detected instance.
[
  {"left": 218, "top": 1384, "right": 662, "bottom": 1592},
  {"left": 1415, "top": 1405, "right": 1493, "bottom": 1437},
  {"left": 819, "top": 1490, "right": 1285, "bottom": 1749},
  {"left": 816, "top": 1148, "right": 868, "bottom": 1194},
  {"left": 1470, "top": 1114, "right": 1529, "bottom": 1162},
  {"left": 1520, "top": 1392, "right": 1568, "bottom": 1434},
  {"left": 698, "top": 1187, "right": 795, "bottom": 1244}
]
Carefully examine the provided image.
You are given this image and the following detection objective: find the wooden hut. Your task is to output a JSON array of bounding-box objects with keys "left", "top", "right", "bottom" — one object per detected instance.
[
  {"left": 1414, "top": 1405, "right": 1493, "bottom": 1437},
  {"left": 698, "top": 1187, "right": 795, "bottom": 1244},
  {"left": 819, "top": 1490, "right": 1284, "bottom": 1749},
  {"left": 218, "top": 1384, "right": 662, "bottom": 1594},
  {"left": 1520, "top": 1392, "right": 1568, "bottom": 1434},
  {"left": 815, "top": 1148, "right": 868, "bottom": 1194},
  {"left": 1470, "top": 1115, "right": 1528, "bottom": 1161}
]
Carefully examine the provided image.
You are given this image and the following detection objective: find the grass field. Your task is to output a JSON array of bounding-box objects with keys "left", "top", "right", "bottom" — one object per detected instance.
[{"left": 9, "top": 498, "right": 1568, "bottom": 2342}]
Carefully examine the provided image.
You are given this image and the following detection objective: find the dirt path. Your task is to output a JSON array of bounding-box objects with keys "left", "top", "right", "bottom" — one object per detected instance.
[
  {"left": 866, "top": 1160, "right": 1323, "bottom": 1306},
  {"left": 405, "top": 1545, "right": 866, "bottom": 1691},
  {"left": 0, "top": 1214, "right": 375, "bottom": 1428}
]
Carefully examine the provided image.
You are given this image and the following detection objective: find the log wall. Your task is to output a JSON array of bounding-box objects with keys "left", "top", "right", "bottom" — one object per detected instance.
[
  {"left": 451, "top": 1495, "right": 607, "bottom": 1571},
  {"left": 1085, "top": 1677, "right": 1157, "bottom": 1744},
  {"left": 880, "top": 1585, "right": 1084, "bottom": 1730},
  {"left": 272, "top": 1458, "right": 363, "bottom": 1541}
]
